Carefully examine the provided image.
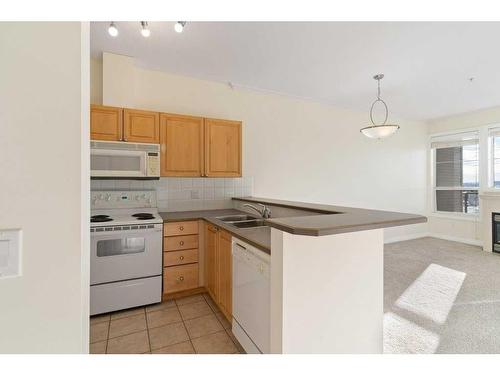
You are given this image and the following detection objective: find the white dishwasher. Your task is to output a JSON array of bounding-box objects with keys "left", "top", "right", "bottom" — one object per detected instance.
[{"left": 232, "top": 238, "right": 270, "bottom": 354}]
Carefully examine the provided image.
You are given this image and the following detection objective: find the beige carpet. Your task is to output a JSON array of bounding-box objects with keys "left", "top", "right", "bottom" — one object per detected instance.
[{"left": 384, "top": 237, "right": 500, "bottom": 354}]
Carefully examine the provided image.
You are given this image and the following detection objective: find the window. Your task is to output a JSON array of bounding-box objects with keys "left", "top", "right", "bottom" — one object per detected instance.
[
  {"left": 431, "top": 133, "right": 479, "bottom": 214},
  {"left": 490, "top": 128, "right": 500, "bottom": 188}
]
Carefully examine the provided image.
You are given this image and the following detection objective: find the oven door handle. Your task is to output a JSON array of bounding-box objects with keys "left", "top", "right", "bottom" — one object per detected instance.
[{"left": 91, "top": 228, "right": 162, "bottom": 237}]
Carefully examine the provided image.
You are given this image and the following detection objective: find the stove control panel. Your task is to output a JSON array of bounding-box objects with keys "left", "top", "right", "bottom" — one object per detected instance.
[{"left": 91, "top": 190, "right": 156, "bottom": 209}]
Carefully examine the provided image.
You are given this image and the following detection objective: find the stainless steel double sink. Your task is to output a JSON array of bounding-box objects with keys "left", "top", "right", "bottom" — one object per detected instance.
[{"left": 215, "top": 214, "right": 269, "bottom": 229}]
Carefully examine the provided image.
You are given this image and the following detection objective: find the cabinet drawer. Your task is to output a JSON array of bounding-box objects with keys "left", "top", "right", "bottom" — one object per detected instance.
[
  {"left": 163, "top": 264, "right": 199, "bottom": 293},
  {"left": 164, "top": 234, "right": 199, "bottom": 252},
  {"left": 164, "top": 221, "right": 198, "bottom": 236},
  {"left": 164, "top": 249, "right": 198, "bottom": 267}
]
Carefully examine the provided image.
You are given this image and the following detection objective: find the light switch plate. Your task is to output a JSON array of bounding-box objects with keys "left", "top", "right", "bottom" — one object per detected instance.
[{"left": 0, "top": 229, "right": 22, "bottom": 279}]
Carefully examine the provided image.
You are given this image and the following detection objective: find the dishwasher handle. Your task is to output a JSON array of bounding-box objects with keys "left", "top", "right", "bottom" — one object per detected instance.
[{"left": 235, "top": 243, "right": 247, "bottom": 251}]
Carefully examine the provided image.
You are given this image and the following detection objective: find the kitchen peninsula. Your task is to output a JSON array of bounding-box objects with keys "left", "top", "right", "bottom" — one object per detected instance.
[{"left": 160, "top": 196, "right": 426, "bottom": 354}]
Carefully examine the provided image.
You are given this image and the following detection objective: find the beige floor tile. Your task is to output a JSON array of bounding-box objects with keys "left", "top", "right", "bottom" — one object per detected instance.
[
  {"left": 226, "top": 329, "right": 246, "bottom": 353},
  {"left": 90, "top": 314, "right": 110, "bottom": 325},
  {"left": 151, "top": 341, "right": 195, "bottom": 354},
  {"left": 90, "top": 321, "right": 109, "bottom": 343},
  {"left": 175, "top": 293, "right": 205, "bottom": 306},
  {"left": 178, "top": 300, "right": 213, "bottom": 320},
  {"left": 106, "top": 330, "right": 150, "bottom": 354},
  {"left": 146, "top": 299, "right": 176, "bottom": 313},
  {"left": 203, "top": 293, "right": 220, "bottom": 313},
  {"left": 147, "top": 307, "right": 182, "bottom": 329},
  {"left": 149, "top": 322, "right": 190, "bottom": 350},
  {"left": 89, "top": 340, "right": 107, "bottom": 354},
  {"left": 184, "top": 314, "right": 224, "bottom": 339},
  {"left": 110, "top": 306, "right": 145, "bottom": 320},
  {"left": 108, "top": 314, "right": 147, "bottom": 339},
  {"left": 191, "top": 331, "right": 238, "bottom": 354},
  {"left": 215, "top": 312, "right": 231, "bottom": 330}
]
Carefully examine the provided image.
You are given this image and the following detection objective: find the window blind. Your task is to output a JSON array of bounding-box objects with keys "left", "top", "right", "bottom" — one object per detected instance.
[{"left": 431, "top": 131, "right": 479, "bottom": 214}]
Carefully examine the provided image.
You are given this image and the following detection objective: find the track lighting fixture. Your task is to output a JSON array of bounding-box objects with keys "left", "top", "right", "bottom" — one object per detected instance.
[
  {"left": 140, "top": 21, "right": 150, "bottom": 37},
  {"left": 108, "top": 22, "right": 118, "bottom": 37},
  {"left": 175, "top": 21, "right": 186, "bottom": 33}
]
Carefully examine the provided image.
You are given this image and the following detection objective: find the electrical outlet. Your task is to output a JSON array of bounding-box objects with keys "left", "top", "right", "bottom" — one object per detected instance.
[{"left": 0, "top": 229, "right": 22, "bottom": 279}]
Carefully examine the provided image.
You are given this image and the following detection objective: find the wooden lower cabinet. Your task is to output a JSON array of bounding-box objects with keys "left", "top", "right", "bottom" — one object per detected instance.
[
  {"left": 164, "top": 248, "right": 198, "bottom": 267},
  {"left": 205, "top": 224, "right": 219, "bottom": 301},
  {"left": 205, "top": 223, "right": 232, "bottom": 321},
  {"left": 160, "top": 219, "right": 232, "bottom": 320},
  {"left": 163, "top": 221, "right": 200, "bottom": 296},
  {"left": 163, "top": 263, "right": 199, "bottom": 294},
  {"left": 217, "top": 230, "right": 232, "bottom": 319}
]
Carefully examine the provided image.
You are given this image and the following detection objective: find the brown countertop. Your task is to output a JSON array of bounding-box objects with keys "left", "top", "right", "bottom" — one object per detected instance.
[
  {"left": 159, "top": 209, "right": 271, "bottom": 253},
  {"left": 233, "top": 197, "right": 427, "bottom": 236},
  {"left": 160, "top": 197, "right": 426, "bottom": 253}
]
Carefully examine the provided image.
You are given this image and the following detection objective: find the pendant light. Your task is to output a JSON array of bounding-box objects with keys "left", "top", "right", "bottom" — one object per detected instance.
[{"left": 360, "top": 74, "right": 400, "bottom": 139}]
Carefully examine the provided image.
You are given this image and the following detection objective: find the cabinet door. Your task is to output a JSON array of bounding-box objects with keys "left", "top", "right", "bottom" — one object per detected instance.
[
  {"left": 204, "top": 118, "right": 242, "bottom": 177},
  {"left": 160, "top": 114, "right": 204, "bottom": 176},
  {"left": 205, "top": 224, "right": 219, "bottom": 301},
  {"left": 217, "top": 230, "right": 232, "bottom": 320},
  {"left": 123, "top": 108, "right": 160, "bottom": 143},
  {"left": 90, "top": 105, "right": 123, "bottom": 141}
]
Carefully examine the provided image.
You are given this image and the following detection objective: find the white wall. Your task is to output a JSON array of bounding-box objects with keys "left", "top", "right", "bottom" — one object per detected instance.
[
  {"left": 0, "top": 23, "right": 89, "bottom": 353},
  {"left": 93, "top": 53, "right": 428, "bottom": 242},
  {"left": 427, "top": 107, "right": 500, "bottom": 246}
]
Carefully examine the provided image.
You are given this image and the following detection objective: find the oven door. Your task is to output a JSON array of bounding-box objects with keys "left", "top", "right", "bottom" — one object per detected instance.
[
  {"left": 90, "top": 224, "right": 163, "bottom": 285},
  {"left": 91, "top": 148, "right": 147, "bottom": 178}
]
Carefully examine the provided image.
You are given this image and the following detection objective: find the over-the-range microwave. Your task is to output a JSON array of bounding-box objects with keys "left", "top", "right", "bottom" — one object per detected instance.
[{"left": 90, "top": 140, "right": 160, "bottom": 179}]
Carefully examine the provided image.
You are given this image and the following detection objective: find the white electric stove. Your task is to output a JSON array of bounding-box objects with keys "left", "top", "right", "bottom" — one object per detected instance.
[{"left": 90, "top": 190, "right": 163, "bottom": 315}]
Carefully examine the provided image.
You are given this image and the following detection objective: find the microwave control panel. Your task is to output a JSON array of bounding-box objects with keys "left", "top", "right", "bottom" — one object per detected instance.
[{"left": 147, "top": 152, "right": 160, "bottom": 177}]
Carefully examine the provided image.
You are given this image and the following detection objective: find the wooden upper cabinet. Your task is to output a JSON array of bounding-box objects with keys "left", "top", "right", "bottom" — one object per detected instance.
[
  {"left": 123, "top": 108, "right": 160, "bottom": 144},
  {"left": 204, "top": 118, "right": 242, "bottom": 177},
  {"left": 160, "top": 114, "right": 204, "bottom": 176},
  {"left": 90, "top": 105, "right": 123, "bottom": 141},
  {"left": 217, "top": 230, "right": 232, "bottom": 320}
]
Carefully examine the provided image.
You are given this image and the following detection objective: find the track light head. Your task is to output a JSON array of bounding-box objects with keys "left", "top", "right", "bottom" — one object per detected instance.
[
  {"left": 175, "top": 21, "right": 186, "bottom": 33},
  {"left": 140, "top": 21, "right": 150, "bottom": 37},
  {"left": 108, "top": 22, "right": 118, "bottom": 37}
]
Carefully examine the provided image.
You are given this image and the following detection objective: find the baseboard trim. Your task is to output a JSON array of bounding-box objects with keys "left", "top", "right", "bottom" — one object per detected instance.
[
  {"left": 384, "top": 232, "right": 483, "bottom": 247},
  {"left": 427, "top": 233, "right": 483, "bottom": 247},
  {"left": 384, "top": 232, "right": 429, "bottom": 244}
]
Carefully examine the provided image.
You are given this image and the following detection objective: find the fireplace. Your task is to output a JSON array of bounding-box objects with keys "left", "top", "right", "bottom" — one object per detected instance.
[{"left": 492, "top": 213, "right": 500, "bottom": 253}]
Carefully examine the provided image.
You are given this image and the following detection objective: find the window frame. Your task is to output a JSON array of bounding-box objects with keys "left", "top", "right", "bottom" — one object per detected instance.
[
  {"left": 431, "top": 145, "right": 479, "bottom": 216},
  {"left": 429, "top": 124, "right": 500, "bottom": 219}
]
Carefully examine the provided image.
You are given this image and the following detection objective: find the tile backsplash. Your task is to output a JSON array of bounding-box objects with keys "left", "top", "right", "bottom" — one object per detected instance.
[{"left": 91, "top": 177, "right": 253, "bottom": 212}]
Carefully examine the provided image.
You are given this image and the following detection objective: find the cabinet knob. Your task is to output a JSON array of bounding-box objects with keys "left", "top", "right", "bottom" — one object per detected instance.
[
  {"left": 180, "top": 241, "right": 184, "bottom": 246},
  {"left": 178, "top": 276, "right": 184, "bottom": 282},
  {"left": 179, "top": 226, "right": 184, "bottom": 231},
  {"left": 179, "top": 256, "right": 185, "bottom": 260}
]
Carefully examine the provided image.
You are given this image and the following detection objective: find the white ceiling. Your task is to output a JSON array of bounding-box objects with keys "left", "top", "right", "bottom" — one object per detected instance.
[{"left": 90, "top": 22, "right": 500, "bottom": 121}]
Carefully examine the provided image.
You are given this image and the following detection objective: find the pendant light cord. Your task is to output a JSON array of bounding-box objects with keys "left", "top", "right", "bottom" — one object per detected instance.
[{"left": 370, "top": 77, "right": 388, "bottom": 126}]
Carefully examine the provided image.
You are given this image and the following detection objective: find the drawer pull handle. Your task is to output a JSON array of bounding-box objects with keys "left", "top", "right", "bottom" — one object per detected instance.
[
  {"left": 179, "top": 226, "right": 184, "bottom": 231},
  {"left": 180, "top": 241, "right": 185, "bottom": 246},
  {"left": 177, "top": 276, "right": 184, "bottom": 282},
  {"left": 179, "top": 256, "right": 185, "bottom": 260}
]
